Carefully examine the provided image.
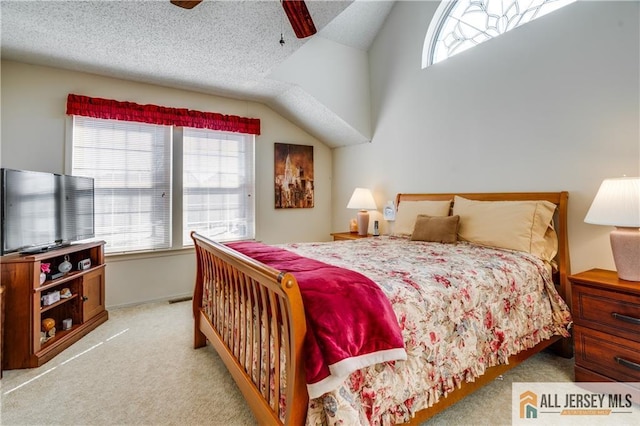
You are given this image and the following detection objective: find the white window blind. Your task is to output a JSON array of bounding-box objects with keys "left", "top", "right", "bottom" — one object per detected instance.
[
  {"left": 72, "top": 116, "right": 172, "bottom": 253},
  {"left": 182, "top": 128, "right": 255, "bottom": 245}
]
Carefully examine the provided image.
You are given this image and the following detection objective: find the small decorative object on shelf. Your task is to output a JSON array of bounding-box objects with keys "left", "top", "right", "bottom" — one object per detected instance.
[
  {"left": 40, "top": 262, "right": 51, "bottom": 285},
  {"left": 58, "top": 255, "right": 72, "bottom": 274},
  {"left": 45, "top": 327, "right": 55, "bottom": 340},
  {"left": 62, "top": 318, "right": 72, "bottom": 330},
  {"left": 42, "top": 317, "right": 55, "bottom": 332},
  {"left": 41, "top": 291, "right": 61, "bottom": 306},
  {"left": 60, "top": 288, "right": 72, "bottom": 299},
  {"left": 41, "top": 317, "right": 56, "bottom": 342}
]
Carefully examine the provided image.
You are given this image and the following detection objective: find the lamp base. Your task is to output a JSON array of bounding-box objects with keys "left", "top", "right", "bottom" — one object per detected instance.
[
  {"left": 356, "top": 210, "right": 369, "bottom": 237},
  {"left": 611, "top": 227, "right": 640, "bottom": 282}
]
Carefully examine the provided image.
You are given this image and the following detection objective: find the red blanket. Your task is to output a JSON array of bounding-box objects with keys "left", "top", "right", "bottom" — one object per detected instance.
[{"left": 227, "top": 241, "right": 406, "bottom": 399}]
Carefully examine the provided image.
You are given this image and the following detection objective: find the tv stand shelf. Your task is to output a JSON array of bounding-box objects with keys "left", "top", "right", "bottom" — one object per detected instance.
[
  {"left": 41, "top": 293, "right": 79, "bottom": 314},
  {"left": 1, "top": 240, "right": 108, "bottom": 370}
]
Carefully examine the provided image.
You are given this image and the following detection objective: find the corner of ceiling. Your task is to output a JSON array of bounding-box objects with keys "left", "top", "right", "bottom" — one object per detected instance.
[
  {"left": 267, "top": 35, "right": 373, "bottom": 148},
  {"left": 269, "top": 85, "right": 371, "bottom": 149}
]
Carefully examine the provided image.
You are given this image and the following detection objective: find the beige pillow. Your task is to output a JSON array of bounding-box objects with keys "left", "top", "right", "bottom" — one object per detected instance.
[
  {"left": 411, "top": 215, "right": 459, "bottom": 243},
  {"left": 393, "top": 200, "right": 452, "bottom": 236},
  {"left": 452, "top": 196, "right": 558, "bottom": 261}
]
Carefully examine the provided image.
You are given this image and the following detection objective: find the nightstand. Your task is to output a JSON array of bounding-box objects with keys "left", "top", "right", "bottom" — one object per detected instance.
[
  {"left": 331, "top": 232, "right": 373, "bottom": 241},
  {"left": 570, "top": 268, "right": 640, "bottom": 382}
]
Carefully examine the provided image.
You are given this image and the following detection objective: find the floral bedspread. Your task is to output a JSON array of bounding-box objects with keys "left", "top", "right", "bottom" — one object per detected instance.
[
  {"left": 281, "top": 236, "right": 572, "bottom": 425},
  {"left": 226, "top": 241, "right": 406, "bottom": 399}
]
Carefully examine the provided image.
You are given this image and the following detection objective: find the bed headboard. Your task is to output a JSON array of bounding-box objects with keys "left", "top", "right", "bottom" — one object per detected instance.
[{"left": 395, "top": 192, "right": 570, "bottom": 302}]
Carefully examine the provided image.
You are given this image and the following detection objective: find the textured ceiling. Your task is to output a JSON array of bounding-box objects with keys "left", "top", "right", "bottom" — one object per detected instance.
[{"left": 1, "top": 0, "right": 395, "bottom": 147}]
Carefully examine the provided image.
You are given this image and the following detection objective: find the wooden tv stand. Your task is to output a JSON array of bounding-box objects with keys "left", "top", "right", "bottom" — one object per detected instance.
[{"left": 1, "top": 240, "right": 108, "bottom": 370}]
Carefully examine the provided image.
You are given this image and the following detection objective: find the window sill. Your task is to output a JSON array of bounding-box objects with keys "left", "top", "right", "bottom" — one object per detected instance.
[{"left": 105, "top": 246, "right": 195, "bottom": 263}]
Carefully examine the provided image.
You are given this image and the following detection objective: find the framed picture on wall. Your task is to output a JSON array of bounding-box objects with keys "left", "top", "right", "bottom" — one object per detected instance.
[{"left": 274, "top": 143, "right": 314, "bottom": 209}]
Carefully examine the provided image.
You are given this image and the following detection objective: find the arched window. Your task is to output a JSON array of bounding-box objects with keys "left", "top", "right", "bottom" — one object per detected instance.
[{"left": 423, "top": 0, "right": 577, "bottom": 68}]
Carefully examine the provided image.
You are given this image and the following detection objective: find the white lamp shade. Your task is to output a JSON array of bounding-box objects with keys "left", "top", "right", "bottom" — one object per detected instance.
[
  {"left": 347, "top": 188, "right": 377, "bottom": 210},
  {"left": 584, "top": 177, "right": 640, "bottom": 227}
]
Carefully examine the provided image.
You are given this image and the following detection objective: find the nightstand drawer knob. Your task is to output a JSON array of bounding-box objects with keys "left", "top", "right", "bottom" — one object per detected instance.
[
  {"left": 612, "top": 312, "right": 640, "bottom": 326},
  {"left": 615, "top": 356, "right": 640, "bottom": 372}
]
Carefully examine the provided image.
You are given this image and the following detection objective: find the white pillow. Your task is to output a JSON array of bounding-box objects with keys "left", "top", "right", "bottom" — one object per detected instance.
[{"left": 393, "top": 200, "right": 452, "bottom": 236}]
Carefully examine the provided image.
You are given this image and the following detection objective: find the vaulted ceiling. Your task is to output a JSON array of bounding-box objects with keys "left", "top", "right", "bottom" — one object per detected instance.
[{"left": 1, "top": 1, "right": 395, "bottom": 148}]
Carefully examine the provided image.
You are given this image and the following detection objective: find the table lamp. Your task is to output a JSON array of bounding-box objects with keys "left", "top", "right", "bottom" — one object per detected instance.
[
  {"left": 584, "top": 177, "right": 640, "bottom": 281},
  {"left": 347, "top": 188, "right": 377, "bottom": 236}
]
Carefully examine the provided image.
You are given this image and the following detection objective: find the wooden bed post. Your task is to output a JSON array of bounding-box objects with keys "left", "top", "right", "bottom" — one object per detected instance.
[
  {"left": 553, "top": 192, "right": 573, "bottom": 358},
  {"left": 279, "top": 272, "right": 309, "bottom": 425},
  {"left": 191, "top": 231, "right": 207, "bottom": 349},
  {"left": 557, "top": 191, "right": 571, "bottom": 308}
]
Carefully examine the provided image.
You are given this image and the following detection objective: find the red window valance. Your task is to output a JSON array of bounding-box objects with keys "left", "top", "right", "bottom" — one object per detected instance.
[{"left": 66, "top": 94, "right": 261, "bottom": 135}]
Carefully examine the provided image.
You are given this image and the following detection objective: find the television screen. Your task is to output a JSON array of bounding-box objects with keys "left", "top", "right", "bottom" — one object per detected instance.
[{"left": 1, "top": 168, "right": 95, "bottom": 255}]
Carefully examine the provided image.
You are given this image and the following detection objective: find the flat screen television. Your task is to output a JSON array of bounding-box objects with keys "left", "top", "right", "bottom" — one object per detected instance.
[{"left": 1, "top": 168, "right": 95, "bottom": 255}]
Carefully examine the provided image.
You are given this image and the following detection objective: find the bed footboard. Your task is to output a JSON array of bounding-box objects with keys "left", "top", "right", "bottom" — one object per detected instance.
[{"left": 191, "top": 232, "right": 308, "bottom": 425}]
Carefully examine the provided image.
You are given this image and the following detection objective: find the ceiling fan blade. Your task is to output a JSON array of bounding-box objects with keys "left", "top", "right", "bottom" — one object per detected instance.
[
  {"left": 170, "top": 1, "right": 202, "bottom": 9},
  {"left": 281, "top": 0, "right": 317, "bottom": 39}
]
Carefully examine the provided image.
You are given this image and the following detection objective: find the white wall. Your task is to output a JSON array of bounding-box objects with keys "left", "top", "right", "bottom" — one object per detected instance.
[
  {"left": 333, "top": 1, "right": 640, "bottom": 275},
  {"left": 270, "top": 35, "right": 372, "bottom": 139},
  {"left": 1, "top": 61, "right": 333, "bottom": 307}
]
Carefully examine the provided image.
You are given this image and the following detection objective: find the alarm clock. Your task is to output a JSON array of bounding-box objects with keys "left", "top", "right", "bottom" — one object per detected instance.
[{"left": 77, "top": 258, "right": 92, "bottom": 270}]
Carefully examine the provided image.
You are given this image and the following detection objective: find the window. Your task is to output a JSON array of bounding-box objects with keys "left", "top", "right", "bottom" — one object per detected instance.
[
  {"left": 72, "top": 117, "right": 172, "bottom": 253},
  {"left": 423, "top": 0, "right": 577, "bottom": 68},
  {"left": 182, "top": 128, "right": 254, "bottom": 245},
  {"left": 71, "top": 116, "right": 255, "bottom": 254}
]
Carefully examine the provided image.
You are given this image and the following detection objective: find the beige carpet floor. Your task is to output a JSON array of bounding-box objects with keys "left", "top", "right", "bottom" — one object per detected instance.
[{"left": 0, "top": 300, "right": 574, "bottom": 425}]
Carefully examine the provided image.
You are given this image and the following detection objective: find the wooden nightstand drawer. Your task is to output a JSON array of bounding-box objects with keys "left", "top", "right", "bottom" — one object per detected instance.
[
  {"left": 572, "top": 283, "right": 640, "bottom": 343},
  {"left": 574, "top": 326, "right": 640, "bottom": 382}
]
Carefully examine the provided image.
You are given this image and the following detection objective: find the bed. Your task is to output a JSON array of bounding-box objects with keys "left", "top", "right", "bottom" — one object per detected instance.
[{"left": 191, "top": 192, "right": 573, "bottom": 425}]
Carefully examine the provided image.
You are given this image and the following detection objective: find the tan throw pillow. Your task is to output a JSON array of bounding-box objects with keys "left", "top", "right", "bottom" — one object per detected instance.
[
  {"left": 393, "top": 200, "right": 452, "bottom": 236},
  {"left": 452, "top": 196, "right": 558, "bottom": 261},
  {"left": 411, "top": 215, "right": 459, "bottom": 243}
]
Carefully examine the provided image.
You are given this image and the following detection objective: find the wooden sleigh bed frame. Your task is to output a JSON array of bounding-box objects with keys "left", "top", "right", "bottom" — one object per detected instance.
[{"left": 191, "top": 192, "right": 572, "bottom": 425}]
